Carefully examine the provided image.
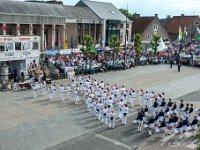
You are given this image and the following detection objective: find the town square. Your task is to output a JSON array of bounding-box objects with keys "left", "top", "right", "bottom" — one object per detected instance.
[{"left": 0, "top": 0, "right": 200, "bottom": 150}]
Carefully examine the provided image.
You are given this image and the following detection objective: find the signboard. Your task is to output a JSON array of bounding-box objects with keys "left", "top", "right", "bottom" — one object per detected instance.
[{"left": 0, "top": 36, "right": 39, "bottom": 42}]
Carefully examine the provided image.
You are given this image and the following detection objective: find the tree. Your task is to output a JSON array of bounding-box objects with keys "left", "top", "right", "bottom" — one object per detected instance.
[
  {"left": 109, "top": 35, "right": 121, "bottom": 68},
  {"left": 119, "top": 8, "right": 136, "bottom": 19},
  {"left": 195, "top": 129, "right": 200, "bottom": 150},
  {"left": 150, "top": 34, "right": 161, "bottom": 56},
  {"left": 81, "top": 34, "right": 96, "bottom": 74},
  {"left": 133, "top": 33, "right": 143, "bottom": 65}
]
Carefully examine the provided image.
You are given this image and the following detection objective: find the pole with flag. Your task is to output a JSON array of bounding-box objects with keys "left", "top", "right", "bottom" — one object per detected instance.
[
  {"left": 124, "top": 3, "right": 128, "bottom": 70},
  {"left": 184, "top": 26, "right": 188, "bottom": 42},
  {"left": 58, "top": 35, "right": 61, "bottom": 49},
  {"left": 197, "top": 26, "right": 200, "bottom": 34},
  {"left": 178, "top": 26, "right": 183, "bottom": 41}
]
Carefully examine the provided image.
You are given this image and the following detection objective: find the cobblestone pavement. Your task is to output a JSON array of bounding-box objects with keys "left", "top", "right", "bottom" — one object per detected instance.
[{"left": 0, "top": 64, "right": 200, "bottom": 150}]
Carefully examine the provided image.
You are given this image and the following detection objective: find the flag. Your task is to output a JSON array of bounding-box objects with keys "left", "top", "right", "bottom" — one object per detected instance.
[
  {"left": 184, "top": 26, "right": 188, "bottom": 36},
  {"left": 197, "top": 26, "right": 200, "bottom": 34},
  {"left": 44, "top": 33, "right": 47, "bottom": 50},
  {"left": 65, "top": 35, "right": 68, "bottom": 49},
  {"left": 58, "top": 35, "right": 61, "bottom": 49},
  {"left": 178, "top": 26, "right": 183, "bottom": 41}
]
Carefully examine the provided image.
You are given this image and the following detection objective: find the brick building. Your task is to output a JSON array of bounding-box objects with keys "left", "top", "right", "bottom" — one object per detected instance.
[
  {"left": 64, "top": 5, "right": 102, "bottom": 49},
  {"left": 164, "top": 14, "right": 200, "bottom": 42}
]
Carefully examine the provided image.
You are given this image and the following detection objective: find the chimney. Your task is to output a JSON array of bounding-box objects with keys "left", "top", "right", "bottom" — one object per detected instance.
[
  {"left": 155, "top": 14, "right": 158, "bottom": 17},
  {"left": 134, "top": 14, "right": 140, "bottom": 19},
  {"left": 181, "top": 14, "right": 184, "bottom": 17}
]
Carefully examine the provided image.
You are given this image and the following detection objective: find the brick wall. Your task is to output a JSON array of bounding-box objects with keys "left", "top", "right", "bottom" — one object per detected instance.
[{"left": 65, "top": 23, "right": 78, "bottom": 48}]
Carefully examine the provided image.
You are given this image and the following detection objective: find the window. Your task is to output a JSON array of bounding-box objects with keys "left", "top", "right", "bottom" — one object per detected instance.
[
  {"left": 153, "top": 25, "right": 158, "bottom": 30},
  {"left": 20, "top": 29, "right": 25, "bottom": 35},
  {"left": 6, "top": 28, "right": 12, "bottom": 35},
  {"left": 0, "top": 42, "right": 5, "bottom": 51},
  {"left": 154, "top": 30, "right": 157, "bottom": 35},
  {"left": 23, "top": 41, "right": 30, "bottom": 50},
  {"left": 33, "top": 29, "right": 37, "bottom": 35},
  {"left": 147, "top": 34, "right": 152, "bottom": 40},
  {"left": 15, "top": 42, "right": 21, "bottom": 50},
  {"left": 6, "top": 42, "right": 14, "bottom": 51},
  {"left": 84, "top": 24, "right": 89, "bottom": 30},
  {"left": 78, "top": 24, "right": 81, "bottom": 30},
  {"left": 33, "top": 42, "right": 38, "bottom": 50}
]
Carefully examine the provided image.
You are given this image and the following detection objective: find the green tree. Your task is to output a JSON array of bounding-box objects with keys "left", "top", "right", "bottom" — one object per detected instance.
[
  {"left": 133, "top": 33, "right": 143, "bottom": 65},
  {"left": 109, "top": 35, "right": 121, "bottom": 67},
  {"left": 119, "top": 8, "right": 136, "bottom": 19},
  {"left": 81, "top": 34, "right": 96, "bottom": 74},
  {"left": 150, "top": 34, "right": 161, "bottom": 56},
  {"left": 195, "top": 128, "right": 200, "bottom": 150}
]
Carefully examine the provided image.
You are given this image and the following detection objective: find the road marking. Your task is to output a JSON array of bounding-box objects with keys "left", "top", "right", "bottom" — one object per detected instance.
[{"left": 95, "top": 134, "right": 133, "bottom": 150}]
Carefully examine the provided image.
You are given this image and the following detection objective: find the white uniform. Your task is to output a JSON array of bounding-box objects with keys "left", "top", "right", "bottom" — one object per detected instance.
[
  {"left": 143, "top": 92, "right": 148, "bottom": 107},
  {"left": 48, "top": 86, "right": 53, "bottom": 101},
  {"left": 101, "top": 107, "right": 108, "bottom": 124},
  {"left": 121, "top": 106, "right": 129, "bottom": 125},
  {"left": 130, "top": 91, "right": 136, "bottom": 108},
  {"left": 108, "top": 111, "right": 116, "bottom": 128},
  {"left": 149, "top": 92, "right": 154, "bottom": 107},
  {"left": 33, "top": 84, "right": 37, "bottom": 98},
  {"left": 41, "top": 81, "right": 46, "bottom": 95},
  {"left": 52, "top": 85, "right": 56, "bottom": 99},
  {"left": 138, "top": 90, "right": 143, "bottom": 106},
  {"left": 60, "top": 86, "right": 65, "bottom": 101},
  {"left": 66, "top": 85, "right": 71, "bottom": 98},
  {"left": 96, "top": 103, "right": 103, "bottom": 120},
  {"left": 74, "top": 89, "right": 80, "bottom": 104},
  {"left": 118, "top": 101, "right": 124, "bottom": 119}
]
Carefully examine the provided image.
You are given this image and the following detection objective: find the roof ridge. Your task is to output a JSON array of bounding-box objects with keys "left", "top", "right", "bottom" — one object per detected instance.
[{"left": 82, "top": 0, "right": 112, "bottom": 5}]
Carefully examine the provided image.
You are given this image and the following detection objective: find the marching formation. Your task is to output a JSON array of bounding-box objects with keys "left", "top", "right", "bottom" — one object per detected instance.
[{"left": 31, "top": 75, "right": 199, "bottom": 140}]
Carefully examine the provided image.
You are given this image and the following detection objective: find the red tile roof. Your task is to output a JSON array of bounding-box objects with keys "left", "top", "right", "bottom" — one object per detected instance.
[
  {"left": 165, "top": 16, "right": 198, "bottom": 34},
  {"left": 131, "top": 17, "right": 154, "bottom": 34}
]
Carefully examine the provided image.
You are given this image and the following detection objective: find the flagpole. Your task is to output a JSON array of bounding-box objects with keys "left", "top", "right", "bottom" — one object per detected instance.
[{"left": 124, "top": 3, "right": 128, "bottom": 70}]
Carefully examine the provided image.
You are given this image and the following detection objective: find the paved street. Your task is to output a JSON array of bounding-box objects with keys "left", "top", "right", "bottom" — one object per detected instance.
[{"left": 0, "top": 64, "right": 200, "bottom": 150}]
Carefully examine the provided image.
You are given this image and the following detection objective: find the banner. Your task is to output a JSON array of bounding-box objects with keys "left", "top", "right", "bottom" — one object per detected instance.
[{"left": 65, "top": 35, "right": 68, "bottom": 49}]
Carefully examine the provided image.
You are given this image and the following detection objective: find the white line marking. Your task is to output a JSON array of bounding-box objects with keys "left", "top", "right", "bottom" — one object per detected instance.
[{"left": 95, "top": 134, "right": 133, "bottom": 150}]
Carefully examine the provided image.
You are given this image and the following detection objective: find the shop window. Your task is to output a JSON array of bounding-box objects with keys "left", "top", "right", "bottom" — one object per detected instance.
[
  {"left": 15, "top": 42, "right": 21, "bottom": 50},
  {"left": 33, "top": 42, "right": 38, "bottom": 50},
  {"left": 0, "top": 42, "right": 5, "bottom": 51},
  {"left": 6, "top": 42, "right": 14, "bottom": 51}
]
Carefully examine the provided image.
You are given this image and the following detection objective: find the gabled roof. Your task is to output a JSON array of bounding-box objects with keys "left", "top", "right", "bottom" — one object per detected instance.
[
  {"left": 0, "top": 0, "right": 72, "bottom": 18},
  {"left": 165, "top": 16, "right": 198, "bottom": 34},
  {"left": 75, "top": 0, "right": 128, "bottom": 22},
  {"left": 64, "top": 5, "right": 101, "bottom": 22},
  {"left": 131, "top": 17, "right": 154, "bottom": 34}
]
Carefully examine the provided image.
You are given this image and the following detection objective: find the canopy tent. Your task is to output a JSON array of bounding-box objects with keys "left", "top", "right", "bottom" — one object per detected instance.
[{"left": 157, "top": 37, "right": 166, "bottom": 51}]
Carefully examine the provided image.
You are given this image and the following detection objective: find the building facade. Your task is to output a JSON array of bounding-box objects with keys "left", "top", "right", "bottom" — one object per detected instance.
[
  {"left": 131, "top": 14, "right": 170, "bottom": 51},
  {"left": 164, "top": 14, "right": 200, "bottom": 42},
  {"left": 75, "top": 0, "right": 132, "bottom": 48}
]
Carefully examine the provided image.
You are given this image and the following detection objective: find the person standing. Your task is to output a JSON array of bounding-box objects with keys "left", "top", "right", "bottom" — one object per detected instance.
[
  {"left": 178, "top": 62, "right": 181, "bottom": 72},
  {"left": 108, "top": 110, "right": 116, "bottom": 129},
  {"left": 33, "top": 83, "right": 37, "bottom": 98},
  {"left": 60, "top": 84, "right": 65, "bottom": 102},
  {"left": 122, "top": 104, "right": 129, "bottom": 125},
  {"left": 170, "top": 58, "right": 173, "bottom": 68},
  {"left": 41, "top": 80, "right": 46, "bottom": 96}
]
